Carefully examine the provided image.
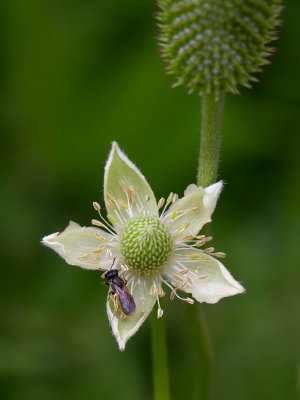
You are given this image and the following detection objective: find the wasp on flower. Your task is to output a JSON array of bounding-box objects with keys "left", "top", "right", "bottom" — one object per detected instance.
[
  {"left": 102, "top": 259, "right": 136, "bottom": 318},
  {"left": 42, "top": 142, "right": 244, "bottom": 350}
]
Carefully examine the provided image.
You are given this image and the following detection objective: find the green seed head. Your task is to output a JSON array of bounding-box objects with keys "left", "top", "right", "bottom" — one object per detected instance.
[
  {"left": 157, "top": 0, "right": 283, "bottom": 98},
  {"left": 121, "top": 217, "right": 173, "bottom": 273}
]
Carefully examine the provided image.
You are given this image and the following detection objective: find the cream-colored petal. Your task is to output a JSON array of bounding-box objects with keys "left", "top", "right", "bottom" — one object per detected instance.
[
  {"left": 164, "top": 181, "right": 223, "bottom": 239},
  {"left": 106, "top": 279, "right": 157, "bottom": 350},
  {"left": 104, "top": 142, "right": 158, "bottom": 230},
  {"left": 166, "top": 249, "right": 245, "bottom": 304},
  {"left": 42, "top": 221, "right": 114, "bottom": 270}
]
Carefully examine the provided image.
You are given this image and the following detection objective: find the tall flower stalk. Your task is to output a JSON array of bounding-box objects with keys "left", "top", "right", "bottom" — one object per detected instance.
[{"left": 156, "top": 0, "right": 283, "bottom": 398}]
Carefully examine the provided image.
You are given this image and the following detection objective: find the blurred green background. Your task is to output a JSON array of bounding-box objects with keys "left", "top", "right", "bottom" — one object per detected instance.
[{"left": 1, "top": 0, "right": 299, "bottom": 399}]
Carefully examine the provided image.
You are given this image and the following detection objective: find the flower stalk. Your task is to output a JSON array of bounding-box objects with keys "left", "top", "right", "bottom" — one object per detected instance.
[
  {"left": 186, "top": 302, "right": 213, "bottom": 400},
  {"left": 151, "top": 305, "right": 170, "bottom": 400},
  {"left": 188, "top": 92, "right": 225, "bottom": 400},
  {"left": 197, "top": 92, "right": 225, "bottom": 188}
]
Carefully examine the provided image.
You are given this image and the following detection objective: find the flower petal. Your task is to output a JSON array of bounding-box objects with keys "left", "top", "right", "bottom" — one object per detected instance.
[
  {"left": 104, "top": 142, "right": 158, "bottom": 229},
  {"left": 165, "top": 181, "right": 223, "bottom": 239},
  {"left": 42, "top": 221, "right": 114, "bottom": 270},
  {"left": 166, "top": 250, "right": 245, "bottom": 303},
  {"left": 106, "top": 279, "right": 156, "bottom": 350}
]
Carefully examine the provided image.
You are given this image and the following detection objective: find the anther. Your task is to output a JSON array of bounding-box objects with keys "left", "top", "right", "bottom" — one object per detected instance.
[
  {"left": 157, "top": 197, "right": 165, "bottom": 209},
  {"left": 128, "top": 192, "right": 134, "bottom": 204},
  {"left": 170, "top": 291, "right": 176, "bottom": 300},
  {"left": 117, "top": 199, "right": 127, "bottom": 208},
  {"left": 195, "top": 240, "right": 205, "bottom": 247},
  {"left": 107, "top": 215, "right": 116, "bottom": 224},
  {"left": 106, "top": 191, "right": 115, "bottom": 201},
  {"left": 198, "top": 275, "right": 208, "bottom": 280},
  {"left": 179, "top": 269, "right": 189, "bottom": 275},
  {"left": 93, "top": 202, "right": 101, "bottom": 211},
  {"left": 169, "top": 210, "right": 177, "bottom": 220},
  {"left": 183, "top": 234, "right": 194, "bottom": 241},
  {"left": 95, "top": 234, "right": 108, "bottom": 242},
  {"left": 92, "top": 249, "right": 103, "bottom": 254},
  {"left": 158, "top": 287, "right": 166, "bottom": 297},
  {"left": 184, "top": 297, "right": 194, "bottom": 305},
  {"left": 196, "top": 235, "right": 205, "bottom": 240},
  {"left": 204, "top": 247, "right": 215, "bottom": 253},
  {"left": 204, "top": 236, "right": 213, "bottom": 242},
  {"left": 177, "top": 221, "right": 190, "bottom": 235},
  {"left": 166, "top": 192, "right": 173, "bottom": 204},
  {"left": 172, "top": 193, "right": 178, "bottom": 203},
  {"left": 213, "top": 252, "right": 226, "bottom": 258},
  {"left": 106, "top": 248, "right": 112, "bottom": 258},
  {"left": 92, "top": 252, "right": 100, "bottom": 260},
  {"left": 189, "top": 203, "right": 198, "bottom": 211},
  {"left": 149, "top": 285, "right": 156, "bottom": 296},
  {"left": 128, "top": 185, "right": 137, "bottom": 195},
  {"left": 186, "top": 277, "right": 193, "bottom": 286},
  {"left": 188, "top": 253, "right": 202, "bottom": 260},
  {"left": 106, "top": 199, "right": 115, "bottom": 209},
  {"left": 79, "top": 253, "right": 89, "bottom": 259},
  {"left": 119, "top": 179, "right": 128, "bottom": 193},
  {"left": 174, "top": 275, "right": 184, "bottom": 282},
  {"left": 157, "top": 308, "right": 164, "bottom": 318},
  {"left": 120, "top": 263, "right": 129, "bottom": 271},
  {"left": 91, "top": 219, "right": 104, "bottom": 227}
]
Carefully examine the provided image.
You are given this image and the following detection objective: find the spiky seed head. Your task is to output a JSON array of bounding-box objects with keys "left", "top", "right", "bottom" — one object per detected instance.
[{"left": 157, "top": 0, "right": 283, "bottom": 99}]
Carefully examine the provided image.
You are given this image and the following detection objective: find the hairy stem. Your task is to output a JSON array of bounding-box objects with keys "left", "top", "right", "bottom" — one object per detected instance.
[
  {"left": 197, "top": 92, "right": 225, "bottom": 187},
  {"left": 188, "top": 91, "right": 225, "bottom": 400},
  {"left": 151, "top": 310, "right": 170, "bottom": 400}
]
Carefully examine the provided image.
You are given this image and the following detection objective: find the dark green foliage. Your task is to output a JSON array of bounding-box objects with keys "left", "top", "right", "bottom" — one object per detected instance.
[{"left": 157, "top": 0, "right": 283, "bottom": 98}]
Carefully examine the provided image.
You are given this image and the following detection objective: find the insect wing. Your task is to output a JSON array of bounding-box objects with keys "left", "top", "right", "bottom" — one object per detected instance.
[{"left": 114, "top": 285, "right": 136, "bottom": 316}]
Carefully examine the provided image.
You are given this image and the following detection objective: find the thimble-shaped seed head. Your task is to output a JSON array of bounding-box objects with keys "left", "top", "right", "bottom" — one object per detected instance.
[
  {"left": 157, "top": 0, "right": 283, "bottom": 99},
  {"left": 121, "top": 217, "right": 173, "bottom": 274}
]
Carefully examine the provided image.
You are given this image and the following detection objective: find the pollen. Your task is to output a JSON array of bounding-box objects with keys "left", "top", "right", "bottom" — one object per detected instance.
[{"left": 121, "top": 217, "right": 173, "bottom": 273}]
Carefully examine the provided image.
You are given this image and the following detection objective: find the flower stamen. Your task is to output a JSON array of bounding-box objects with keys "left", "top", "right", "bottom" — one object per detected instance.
[
  {"left": 162, "top": 279, "right": 192, "bottom": 303},
  {"left": 92, "top": 202, "right": 116, "bottom": 234}
]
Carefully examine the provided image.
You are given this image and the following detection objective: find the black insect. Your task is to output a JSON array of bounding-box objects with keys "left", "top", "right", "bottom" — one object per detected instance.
[{"left": 103, "top": 266, "right": 136, "bottom": 317}]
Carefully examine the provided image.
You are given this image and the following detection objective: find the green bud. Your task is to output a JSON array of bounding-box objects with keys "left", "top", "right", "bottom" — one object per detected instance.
[{"left": 157, "top": 0, "right": 283, "bottom": 98}]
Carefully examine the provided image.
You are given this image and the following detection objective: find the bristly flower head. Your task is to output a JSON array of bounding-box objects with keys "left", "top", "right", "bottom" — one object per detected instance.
[
  {"left": 157, "top": 0, "right": 283, "bottom": 99},
  {"left": 42, "top": 142, "right": 244, "bottom": 350}
]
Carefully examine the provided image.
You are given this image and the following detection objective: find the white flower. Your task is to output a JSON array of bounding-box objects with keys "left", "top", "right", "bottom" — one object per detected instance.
[{"left": 42, "top": 142, "right": 245, "bottom": 350}]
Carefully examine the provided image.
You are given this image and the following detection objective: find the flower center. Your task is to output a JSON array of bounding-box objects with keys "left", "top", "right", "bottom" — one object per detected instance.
[{"left": 121, "top": 217, "right": 172, "bottom": 273}]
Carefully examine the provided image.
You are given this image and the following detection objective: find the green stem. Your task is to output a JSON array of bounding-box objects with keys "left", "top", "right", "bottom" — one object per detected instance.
[
  {"left": 151, "top": 310, "right": 170, "bottom": 400},
  {"left": 188, "top": 91, "right": 225, "bottom": 400},
  {"left": 186, "top": 303, "right": 213, "bottom": 399},
  {"left": 197, "top": 92, "right": 225, "bottom": 187}
]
